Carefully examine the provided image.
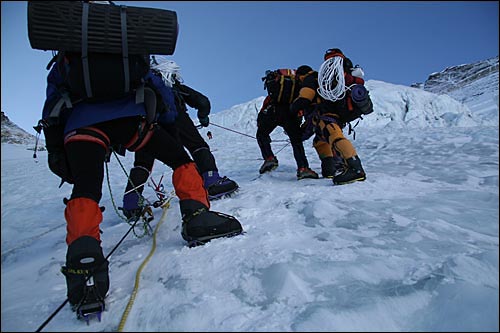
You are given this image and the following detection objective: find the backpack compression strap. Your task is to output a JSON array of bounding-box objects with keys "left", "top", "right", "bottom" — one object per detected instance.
[
  {"left": 80, "top": 2, "right": 131, "bottom": 98},
  {"left": 120, "top": 5, "right": 130, "bottom": 93},
  {"left": 81, "top": 2, "right": 92, "bottom": 98}
]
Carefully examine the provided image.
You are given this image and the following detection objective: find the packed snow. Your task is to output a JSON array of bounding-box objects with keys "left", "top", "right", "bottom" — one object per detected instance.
[{"left": 1, "top": 79, "right": 498, "bottom": 332}]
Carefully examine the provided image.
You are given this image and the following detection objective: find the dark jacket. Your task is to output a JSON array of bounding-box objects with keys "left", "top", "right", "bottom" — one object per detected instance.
[
  {"left": 172, "top": 82, "right": 211, "bottom": 120},
  {"left": 290, "top": 59, "right": 365, "bottom": 119}
]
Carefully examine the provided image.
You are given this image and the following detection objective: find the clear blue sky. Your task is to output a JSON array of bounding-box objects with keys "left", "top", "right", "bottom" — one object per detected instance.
[{"left": 1, "top": 1, "right": 498, "bottom": 133}]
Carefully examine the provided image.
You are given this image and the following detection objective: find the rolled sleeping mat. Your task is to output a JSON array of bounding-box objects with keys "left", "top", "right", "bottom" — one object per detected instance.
[
  {"left": 351, "top": 84, "right": 374, "bottom": 115},
  {"left": 28, "top": 1, "right": 178, "bottom": 55},
  {"left": 351, "top": 84, "right": 368, "bottom": 103}
]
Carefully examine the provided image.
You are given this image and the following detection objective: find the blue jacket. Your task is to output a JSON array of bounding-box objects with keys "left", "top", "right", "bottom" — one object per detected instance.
[
  {"left": 42, "top": 64, "right": 177, "bottom": 135},
  {"left": 145, "top": 70, "right": 178, "bottom": 125}
]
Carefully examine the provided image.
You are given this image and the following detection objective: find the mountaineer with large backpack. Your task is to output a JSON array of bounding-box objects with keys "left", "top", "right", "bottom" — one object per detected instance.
[
  {"left": 290, "top": 48, "right": 374, "bottom": 185},
  {"left": 121, "top": 58, "right": 240, "bottom": 222},
  {"left": 29, "top": 1, "right": 242, "bottom": 321},
  {"left": 257, "top": 69, "right": 319, "bottom": 180}
]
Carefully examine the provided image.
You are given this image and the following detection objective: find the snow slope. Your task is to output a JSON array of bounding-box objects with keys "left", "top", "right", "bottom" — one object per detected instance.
[{"left": 1, "top": 77, "right": 498, "bottom": 332}]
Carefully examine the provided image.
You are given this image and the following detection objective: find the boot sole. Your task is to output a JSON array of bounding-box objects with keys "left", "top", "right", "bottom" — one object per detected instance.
[
  {"left": 209, "top": 188, "right": 239, "bottom": 201},
  {"left": 333, "top": 176, "right": 366, "bottom": 185},
  {"left": 186, "top": 230, "right": 244, "bottom": 247},
  {"left": 259, "top": 165, "right": 278, "bottom": 174},
  {"left": 297, "top": 175, "right": 319, "bottom": 180}
]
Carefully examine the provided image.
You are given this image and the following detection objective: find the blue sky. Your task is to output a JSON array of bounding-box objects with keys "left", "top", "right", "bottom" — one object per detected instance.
[{"left": 1, "top": 1, "right": 498, "bottom": 133}]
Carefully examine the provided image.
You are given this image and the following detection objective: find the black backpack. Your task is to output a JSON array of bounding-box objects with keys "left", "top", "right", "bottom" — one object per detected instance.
[
  {"left": 52, "top": 51, "right": 150, "bottom": 103},
  {"left": 323, "top": 84, "right": 374, "bottom": 125},
  {"left": 262, "top": 69, "right": 300, "bottom": 105},
  {"left": 28, "top": 1, "right": 178, "bottom": 104},
  {"left": 29, "top": 1, "right": 179, "bottom": 164}
]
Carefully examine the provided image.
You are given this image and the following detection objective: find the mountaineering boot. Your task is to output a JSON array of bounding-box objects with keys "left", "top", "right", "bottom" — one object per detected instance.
[
  {"left": 320, "top": 156, "right": 345, "bottom": 178},
  {"left": 174, "top": 163, "right": 241, "bottom": 246},
  {"left": 320, "top": 156, "right": 336, "bottom": 178},
  {"left": 202, "top": 170, "right": 239, "bottom": 200},
  {"left": 120, "top": 191, "right": 142, "bottom": 221},
  {"left": 296, "top": 167, "right": 319, "bottom": 180},
  {"left": 332, "top": 155, "right": 366, "bottom": 185},
  {"left": 61, "top": 236, "right": 109, "bottom": 321},
  {"left": 180, "top": 200, "right": 243, "bottom": 246},
  {"left": 259, "top": 156, "right": 278, "bottom": 174},
  {"left": 120, "top": 165, "right": 150, "bottom": 221}
]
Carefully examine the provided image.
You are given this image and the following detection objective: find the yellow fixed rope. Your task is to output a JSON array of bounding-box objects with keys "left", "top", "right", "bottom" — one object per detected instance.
[{"left": 117, "top": 193, "right": 174, "bottom": 332}]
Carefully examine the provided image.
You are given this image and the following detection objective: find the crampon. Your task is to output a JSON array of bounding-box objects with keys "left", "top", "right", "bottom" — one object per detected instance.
[
  {"left": 72, "top": 276, "right": 105, "bottom": 325},
  {"left": 208, "top": 187, "right": 239, "bottom": 201}
]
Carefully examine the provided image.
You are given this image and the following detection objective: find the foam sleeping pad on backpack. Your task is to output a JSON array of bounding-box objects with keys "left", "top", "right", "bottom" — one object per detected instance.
[
  {"left": 350, "top": 85, "right": 374, "bottom": 115},
  {"left": 28, "top": 1, "right": 178, "bottom": 55},
  {"left": 351, "top": 84, "right": 368, "bottom": 103}
]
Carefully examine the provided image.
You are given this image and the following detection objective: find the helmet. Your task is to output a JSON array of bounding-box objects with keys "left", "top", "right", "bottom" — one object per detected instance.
[
  {"left": 324, "top": 48, "right": 344, "bottom": 61},
  {"left": 151, "top": 56, "right": 183, "bottom": 86}
]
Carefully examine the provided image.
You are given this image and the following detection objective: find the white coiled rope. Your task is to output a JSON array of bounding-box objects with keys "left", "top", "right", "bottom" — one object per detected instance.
[
  {"left": 317, "top": 56, "right": 346, "bottom": 102},
  {"left": 151, "top": 55, "right": 183, "bottom": 87}
]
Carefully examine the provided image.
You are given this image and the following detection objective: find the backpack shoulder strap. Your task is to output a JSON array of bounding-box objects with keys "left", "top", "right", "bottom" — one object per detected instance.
[
  {"left": 48, "top": 92, "right": 73, "bottom": 119},
  {"left": 81, "top": 2, "right": 92, "bottom": 98},
  {"left": 143, "top": 86, "right": 157, "bottom": 124}
]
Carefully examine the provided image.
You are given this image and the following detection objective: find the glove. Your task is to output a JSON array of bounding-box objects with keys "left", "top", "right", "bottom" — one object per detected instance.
[
  {"left": 43, "top": 124, "right": 74, "bottom": 187},
  {"left": 198, "top": 115, "right": 210, "bottom": 127},
  {"left": 43, "top": 124, "right": 74, "bottom": 185},
  {"left": 48, "top": 150, "right": 74, "bottom": 185}
]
